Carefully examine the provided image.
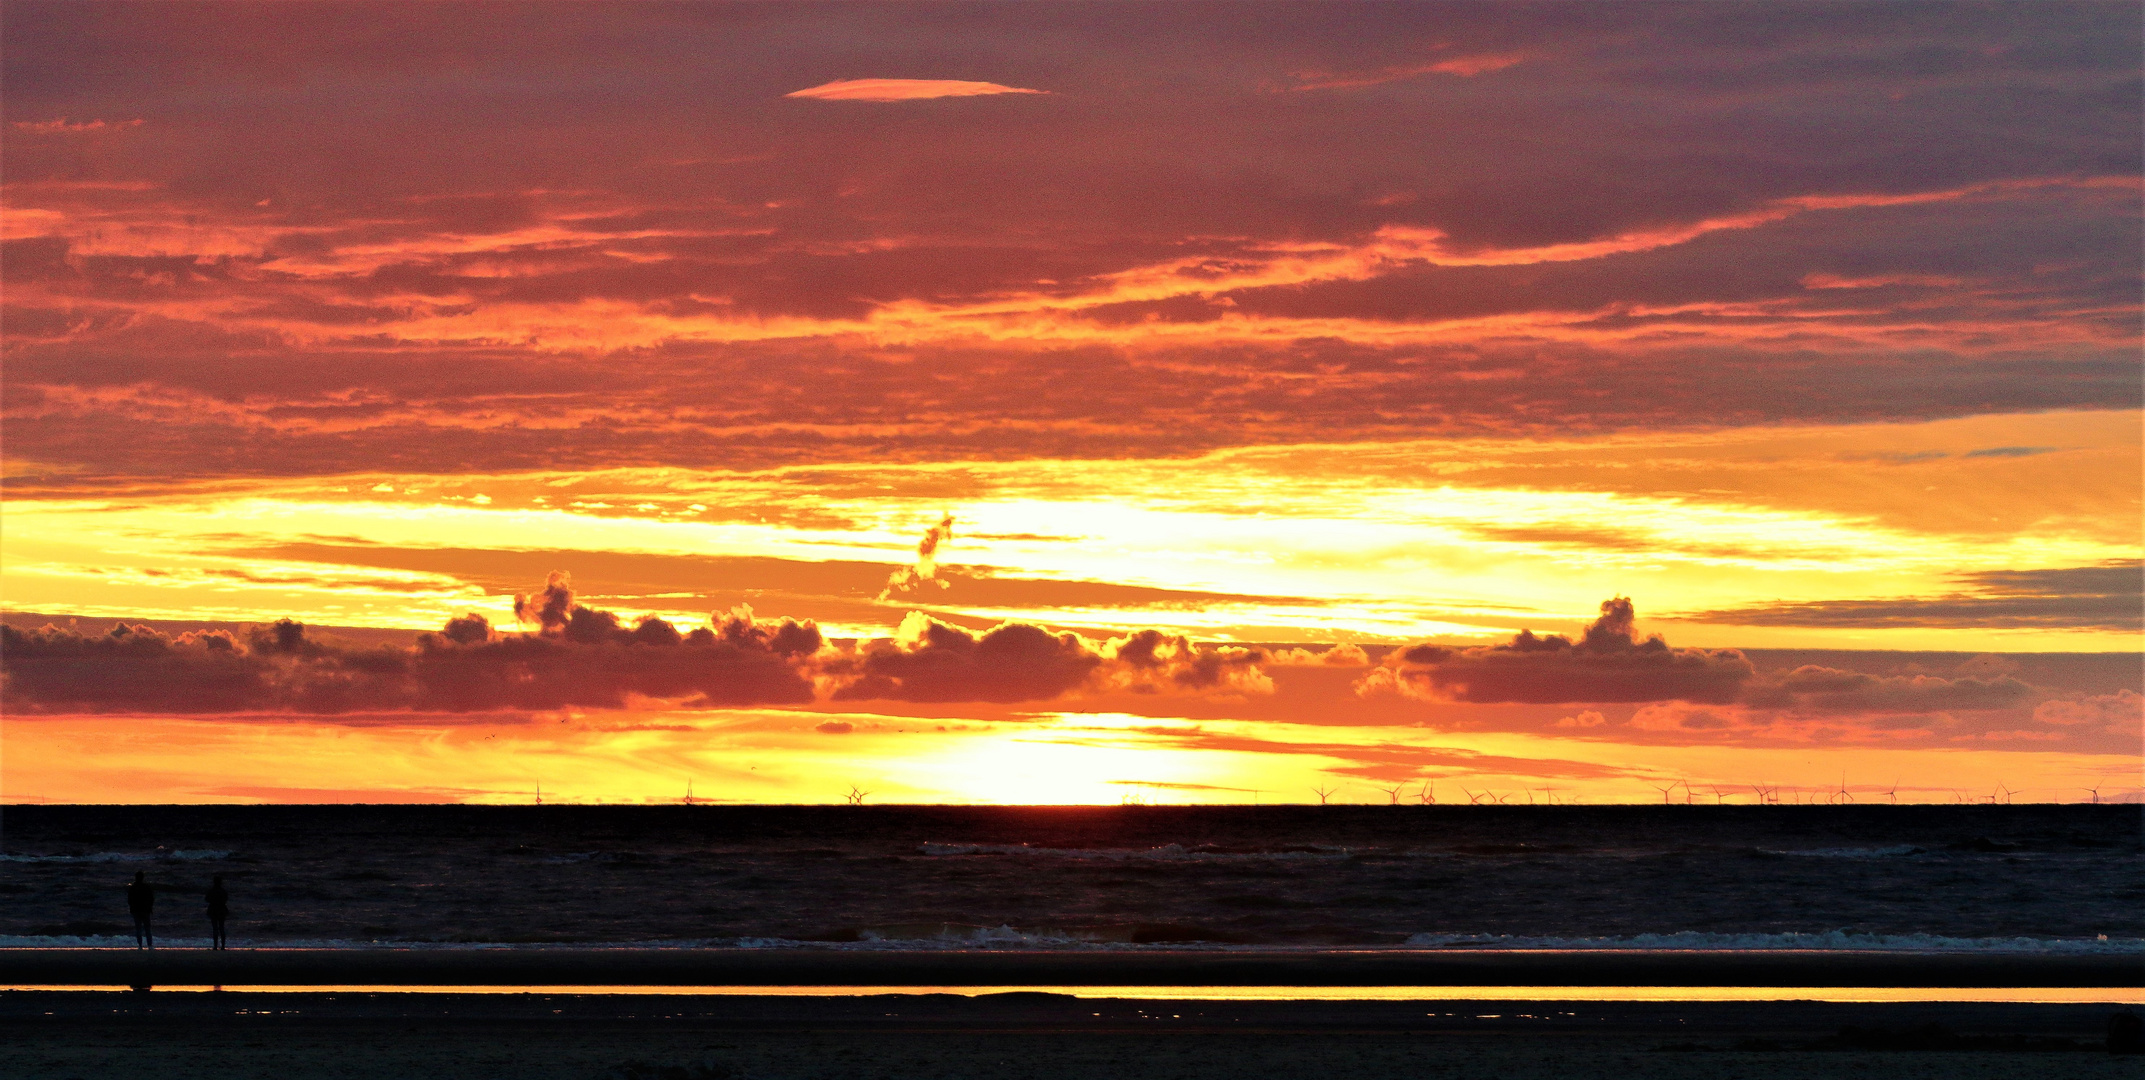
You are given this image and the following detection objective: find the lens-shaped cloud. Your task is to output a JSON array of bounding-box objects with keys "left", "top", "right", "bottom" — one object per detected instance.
[{"left": 784, "top": 78, "right": 1047, "bottom": 101}]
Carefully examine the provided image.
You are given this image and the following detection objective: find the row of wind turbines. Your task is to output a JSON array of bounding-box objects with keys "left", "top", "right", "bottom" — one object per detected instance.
[{"left": 512, "top": 778, "right": 2112, "bottom": 806}]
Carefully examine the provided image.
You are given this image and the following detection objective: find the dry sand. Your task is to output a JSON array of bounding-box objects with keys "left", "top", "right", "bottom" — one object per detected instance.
[{"left": 5, "top": 990, "right": 2139, "bottom": 1080}]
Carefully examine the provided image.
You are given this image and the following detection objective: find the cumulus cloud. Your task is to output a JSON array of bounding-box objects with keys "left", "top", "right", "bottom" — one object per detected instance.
[
  {"left": 2033, "top": 690, "right": 2143, "bottom": 735},
  {"left": 1266, "top": 643, "right": 1371, "bottom": 667},
  {"left": 1591, "top": 660, "right": 2122, "bottom": 748},
  {"left": 815, "top": 613, "right": 1272, "bottom": 703},
  {"left": 1, "top": 573, "right": 1278, "bottom": 713},
  {"left": 784, "top": 79, "right": 1047, "bottom": 101},
  {"left": 1099, "top": 629, "right": 1273, "bottom": 696},
  {"left": 1740, "top": 666, "right": 2035, "bottom": 713},
  {"left": 1356, "top": 598, "right": 1755, "bottom": 705},
  {"left": 1, "top": 574, "right": 822, "bottom": 714},
  {"left": 877, "top": 514, "right": 955, "bottom": 602},
  {"left": 825, "top": 611, "right": 1100, "bottom": 703}
]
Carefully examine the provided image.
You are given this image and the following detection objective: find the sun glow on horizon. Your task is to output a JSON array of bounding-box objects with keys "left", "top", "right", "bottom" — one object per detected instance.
[
  {"left": 3, "top": 3, "right": 2138, "bottom": 809},
  {"left": 4, "top": 705, "right": 2136, "bottom": 807}
]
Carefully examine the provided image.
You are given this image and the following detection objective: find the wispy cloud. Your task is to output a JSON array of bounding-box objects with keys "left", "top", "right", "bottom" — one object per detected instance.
[
  {"left": 878, "top": 514, "right": 955, "bottom": 602},
  {"left": 10, "top": 118, "right": 144, "bottom": 135},
  {"left": 1281, "top": 52, "right": 1529, "bottom": 91},
  {"left": 1688, "top": 563, "right": 2144, "bottom": 632}
]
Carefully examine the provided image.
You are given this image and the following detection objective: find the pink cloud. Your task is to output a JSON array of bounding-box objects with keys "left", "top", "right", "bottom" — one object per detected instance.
[
  {"left": 2033, "top": 690, "right": 2143, "bottom": 735},
  {"left": 1283, "top": 52, "right": 1529, "bottom": 91},
  {"left": 784, "top": 79, "right": 1047, "bottom": 102},
  {"left": 10, "top": 118, "right": 144, "bottom": 135}
]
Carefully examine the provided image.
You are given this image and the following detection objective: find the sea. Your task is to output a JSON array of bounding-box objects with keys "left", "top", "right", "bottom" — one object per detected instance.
[{"left": 2, "top": 805, "right": 2139, "bottom": 954}]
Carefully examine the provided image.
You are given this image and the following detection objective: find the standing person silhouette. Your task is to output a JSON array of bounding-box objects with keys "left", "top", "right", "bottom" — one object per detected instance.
[
  {"left": 126, "top": 871, "right": 155, "bottom": 949},
  {"left": 206, "top": 874, "right": 229, "bottom": 950}
]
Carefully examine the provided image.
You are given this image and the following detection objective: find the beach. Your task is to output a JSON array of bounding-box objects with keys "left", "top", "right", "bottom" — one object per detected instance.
[
  {"left": 8, "top": 805, "right": 2139, "bottom": 1076},
  {"left": 7, "top": 947, "right": 2139, "bottom": 1079},
  {"left": 7, "top": 987, "right": 2140, "bottom": 1080}
]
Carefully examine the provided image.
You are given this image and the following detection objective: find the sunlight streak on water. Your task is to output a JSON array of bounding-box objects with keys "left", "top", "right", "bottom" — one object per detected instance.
[{"left": 12, "top": 984, "right": 2140, "bottom": 1003}]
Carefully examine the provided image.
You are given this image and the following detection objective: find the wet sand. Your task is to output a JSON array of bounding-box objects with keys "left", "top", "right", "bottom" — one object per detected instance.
[
  {"left": 6, "top": 947, "right": 2139, "bottom": 988},
  {"left": 5, "top": 988, "right": 2140, "bottom": 1080},
  {"left": 9, "top": 950, "right": 2137, "bottom": 1077}
]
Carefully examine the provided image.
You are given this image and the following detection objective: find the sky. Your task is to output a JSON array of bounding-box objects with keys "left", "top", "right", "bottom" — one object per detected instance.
[{"left": 2, "top": 1, "right": 2139, "bottom": 805}]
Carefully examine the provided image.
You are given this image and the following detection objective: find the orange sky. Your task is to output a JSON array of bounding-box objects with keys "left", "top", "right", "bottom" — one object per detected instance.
[{"left": 2, "top": 2, "right": 2138, "bottom": 804}]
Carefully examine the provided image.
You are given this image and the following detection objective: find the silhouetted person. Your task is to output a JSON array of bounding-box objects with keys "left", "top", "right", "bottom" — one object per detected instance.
[
  {"left": 206, "top": 874, "right": 229, "bottom": 950},
  {"left": 126, "top": 871, "right": 154, "bottom": 949}
]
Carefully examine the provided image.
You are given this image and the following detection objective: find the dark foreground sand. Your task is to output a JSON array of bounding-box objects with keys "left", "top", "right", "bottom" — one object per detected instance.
[{"left": 5, "top": 990, "right": 2141, "bottom": 1080}]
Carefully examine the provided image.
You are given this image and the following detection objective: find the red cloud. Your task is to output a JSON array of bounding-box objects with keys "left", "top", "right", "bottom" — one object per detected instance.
[
  {"left": 820, "top": 614, "right": 1270, "bottom": 704},
  {"left": 1357, "top": 598, "right": 1755, "bottom": 705},
  {"left": 0, "top": 576, "right": 1278, "bottom": 713}
]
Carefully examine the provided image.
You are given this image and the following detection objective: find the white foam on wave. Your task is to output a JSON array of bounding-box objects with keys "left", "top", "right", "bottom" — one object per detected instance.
[
  {"left": 1402, "top": 930, "right": 2145, "bottom": 954},
  {"left": 1757, "top": 845, "right": 1926, "bottom": 858},
  {"left": 917, "top": 842, "right": 1351, "bottom": 862},
  {"left": 0, "top": 850, "right": 233, "bottom": 863}
]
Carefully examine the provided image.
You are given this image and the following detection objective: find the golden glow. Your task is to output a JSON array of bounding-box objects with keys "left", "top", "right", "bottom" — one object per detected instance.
[
  {"left": 5, "top": 411, "right": 2137, "bottom": 650},
  {"left": 5, "top": 708, "right": 2133, "bottom": 806},
  {"left": 7, "top": 412, "right": 2137, "bottom": 807},
  {"left": 5, "top": 10, "right": 2137, "bottom": 814}
]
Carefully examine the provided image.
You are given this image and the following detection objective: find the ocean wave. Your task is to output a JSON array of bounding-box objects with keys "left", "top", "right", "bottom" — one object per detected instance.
[
  {"left": 0, "top": 936, "right": 729, "bottom": 950},
  {"left": 738, "top": 924, "right": 1126, "bottom": 950},
  {"left": 1756, "top": 845, "right": 1925, "bottom": 859},
  {"left": 917, "top": 842, "right": 1352, "bottom": 862},
  {"left": 1402, "top": 930, "right": 2145, "bottom": 954},
  {"left": 0, "top": 850, "right": 232, "bottom": 864}
]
